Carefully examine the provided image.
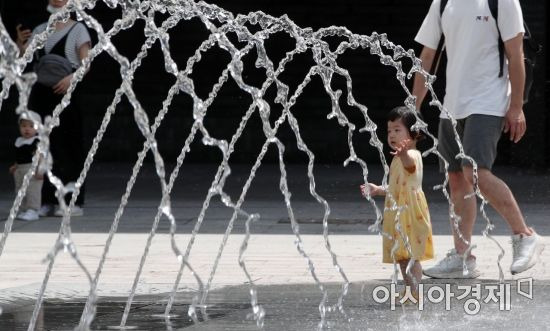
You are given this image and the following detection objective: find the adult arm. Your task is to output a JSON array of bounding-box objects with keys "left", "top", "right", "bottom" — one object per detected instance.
[
  {"left": 503, "top": 33, "right": 526, "bottom": 143},
  {"left": 78, "top": 41, "right": 91, "bottom": 64},
  {"left": 52, "top": 40, "right": 91, "bottom": 94},
  {"left": 412, "top": 46, "right": 437, "bottom": 110}
]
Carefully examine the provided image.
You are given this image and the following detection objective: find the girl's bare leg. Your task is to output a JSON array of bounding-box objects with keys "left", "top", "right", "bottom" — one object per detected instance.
[{"left": 399, "top": 259, "right": 422, "bottom": 294}]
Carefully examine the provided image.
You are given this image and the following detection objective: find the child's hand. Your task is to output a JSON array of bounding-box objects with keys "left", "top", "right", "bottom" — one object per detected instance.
[
  {"left": 390, "top": 139, "right": 412, "bottom": 157},
  {"left": 9, "top": 164, "right": 17, "bottom": 175},
  {"left": 360, "top": 183, "right": 385, "bottom": 197}
]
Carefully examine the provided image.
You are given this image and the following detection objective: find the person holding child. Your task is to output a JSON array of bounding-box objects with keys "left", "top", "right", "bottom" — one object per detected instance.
[
  {"left": 15, "top": 0, "right": 91, "bottom": 217},
  {"left": 361, "top": 106, "right": 433, "bottom": 300},
  {"left": 9, "top": 111, "right": 44, "bottom": 221}
]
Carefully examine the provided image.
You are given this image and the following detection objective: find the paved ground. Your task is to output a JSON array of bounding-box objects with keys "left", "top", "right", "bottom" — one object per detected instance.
[{"left": 0, "top": 162, "right": 548, "bottom": 330}]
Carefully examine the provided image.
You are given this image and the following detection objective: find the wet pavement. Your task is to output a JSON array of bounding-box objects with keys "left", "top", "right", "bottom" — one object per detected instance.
[
  {"left": 0, "top": 162, "right": 549, "bottom": 330},
  {"left": 1, "top": 281, "right": 549, "bottom": 330}
]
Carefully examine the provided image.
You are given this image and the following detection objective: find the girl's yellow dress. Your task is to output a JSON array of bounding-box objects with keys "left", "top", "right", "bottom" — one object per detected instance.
[{"left": 382, "top": 149, "right": 434, "bottom": 263}]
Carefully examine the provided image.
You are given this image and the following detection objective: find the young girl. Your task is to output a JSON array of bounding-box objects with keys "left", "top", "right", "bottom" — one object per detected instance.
[{"left": 361, "top": 106, "right": 433, "bottom": 299}]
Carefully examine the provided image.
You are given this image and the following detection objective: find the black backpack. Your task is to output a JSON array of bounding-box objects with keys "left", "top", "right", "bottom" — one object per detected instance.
[{"left": 431, "top": 0, "right": 542, "bottom": 104}]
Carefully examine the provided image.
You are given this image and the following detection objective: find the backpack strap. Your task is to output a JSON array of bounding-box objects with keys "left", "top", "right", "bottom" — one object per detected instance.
[
  {"left": 429, "top": 0, "right": 449, "bottom": 75},
  {"left": 488, "top": 0, "right": 505, "bottom": 77},
  {"left": 37, "top": 22, "right": 79, "bottom": 61}
]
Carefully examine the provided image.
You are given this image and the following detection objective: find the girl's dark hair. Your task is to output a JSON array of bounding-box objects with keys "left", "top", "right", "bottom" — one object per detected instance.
[{"left": 387, "top": 106, "right": 425, "bottom": 141}]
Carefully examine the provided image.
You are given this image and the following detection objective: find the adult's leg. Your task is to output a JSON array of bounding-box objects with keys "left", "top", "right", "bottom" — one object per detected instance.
[
  {"left": 29, "top": 83, "right": 60, "bottom": 206},
  {"left": 66, "top": 90, "right": 85, "bottom": 206},
  {"left": 423, "top": 119, "right": 480, "bottom": 278},
  {"left": 460, "top": 115, "right": 530, "bottom": 235},
  {"left": 463, "top": 167, "right": 530, "bottom": 235},
  {"left": 448, "top": 171, "right": 477, "bottom": 255},
  {"left": 461, "top": 115, "right": 543, "bottom": 274},
  {"left": 437, "top": 118, "right": 477, "bottom": 254},
  {"left": 46, "top": 95, "right": 85, "bottom": 216}
]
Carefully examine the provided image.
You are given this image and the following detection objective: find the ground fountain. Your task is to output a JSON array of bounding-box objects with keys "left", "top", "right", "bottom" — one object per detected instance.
[{"left": 0, "top": 0, "right": 546, "bottom": 330}]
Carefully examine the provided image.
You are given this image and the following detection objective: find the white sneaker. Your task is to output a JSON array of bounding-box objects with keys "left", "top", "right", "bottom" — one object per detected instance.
[
  {"left": 423, "top": 249, "right": 480, "bottom": 279},
  {"left": 38, "top": 205, "right": 55, "bottom": 217},
  {"left": 17, "top": 209, "right": 39, "bottom": 221},
  {"left": 510, "top": 232, "right": 545, "bottom": 275},
  {"left": 54, "top": 205, "right": 84, "bottom": 217}
]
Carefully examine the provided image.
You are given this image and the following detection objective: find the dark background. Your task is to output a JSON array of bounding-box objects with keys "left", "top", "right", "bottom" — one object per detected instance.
[{"left": 0, "top": 0, "right": 547, "bottom": 168}]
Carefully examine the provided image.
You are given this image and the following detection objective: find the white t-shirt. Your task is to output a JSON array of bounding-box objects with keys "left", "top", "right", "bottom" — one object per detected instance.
[
  {"left": 33, "top": 22, "right": 91, "bottom": 68},
  {"left": 415, "top": 0, "right": 524, "bottom": 119}
]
